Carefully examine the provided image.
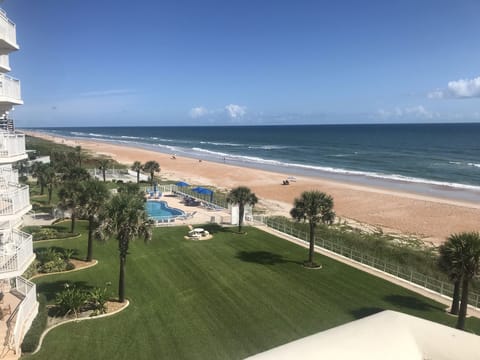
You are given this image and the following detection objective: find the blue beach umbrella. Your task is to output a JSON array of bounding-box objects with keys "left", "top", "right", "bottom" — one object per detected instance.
[
  {"left": 176, "top": 181, "right": 190, "bottom": 187},
  {"left": 193, "top": 187, "right": 214, "bottom": 202}
]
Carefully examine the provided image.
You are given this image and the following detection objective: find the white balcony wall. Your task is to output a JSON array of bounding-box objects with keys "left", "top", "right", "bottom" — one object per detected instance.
[
  {"left": 11, "top": 277, "right": 37, "bottom": 354},
  {"left": 0, "top": 10, "right": 17, "bottom": 49},
  {"left": 0, "top": 132, "right": 26, "bottom": 159},
  {"left": 0, "top": 54, "right": 9, "bottom": 72},
  {"left": 0, "top": 230, "right": 33, "bottom": 275},
  {"left": 0, "top": 74, "right": 21, "bottom": 102},
  {"left": 0, "top": 184, "right": 30, "bottom": 217}
]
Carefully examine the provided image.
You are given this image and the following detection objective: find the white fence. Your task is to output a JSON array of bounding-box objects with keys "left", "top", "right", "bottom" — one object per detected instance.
[
  {"left": 10, "top": 277, "right": 36, "bottom": 354},
  {"left": 0, "top": 132, "right": 26, "bottom": 158},
  {"left": 0, "top": 229, "right": 33, "bottom": 275},
  {"left": 253, "top": 216, "right": 480, "bottom": 309},
  {"left": 0, "top": 74, "right": 21, "bottom": 101},
  {"left": 0, "top": 9, "right": 17, "bottom": 47},
  {"left": 0, "top": 184, "right": 30, "bottom": 216}
]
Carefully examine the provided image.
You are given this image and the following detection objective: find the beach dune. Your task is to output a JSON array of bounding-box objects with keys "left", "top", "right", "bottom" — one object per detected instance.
[{"left": 24, "top": 131, "right": 480, "bottom": 245}]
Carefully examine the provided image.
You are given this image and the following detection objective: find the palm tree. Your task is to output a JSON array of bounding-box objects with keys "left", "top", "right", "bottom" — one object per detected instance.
[
  {"left": 31, "top": 162, "right": 48, "bottom": 195},
  {"left": 43, "top": 164, "right": 58, "bottom": 204},
  {"left": 97, "top": 158, "right": 112, "bottom": 182},
  {"left": 143, "top": 161, "right": 160, "bottom": 186},
  {"left": 452, "top": 232, "right": 480, "bottom": 330},
  {"left": 226, "top": 186, "right": 258, "bottom": 233},
  {"left": 78, "top": 180, "right": 110, "bottom": 262},
  {"left": 62, "top": 166, "right": 90, "bottom": 183},
  {"left": 96, "top": 192, "right": 152, "bottom": 302},
  {"left": 438, "top": 235, "right": 464, "bottom": 315},
  {"left": 131, "top": 161, "right": 143, "bottom": 183},
  {"left": 75, "top": 145, "right": 88, "bottom": 168},
  {"left": 290, "top": 191, "right": 335, "bottom": 268},
  {"left": 58, "top": 181, "right": 84, "bottom": 233}
]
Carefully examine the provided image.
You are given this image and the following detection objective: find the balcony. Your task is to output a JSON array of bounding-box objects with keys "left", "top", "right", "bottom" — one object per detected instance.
[
  {"left": 0, "top": 230, "right": 34, "bottom": 278},
  {"left": 0, "top": 132, "right": 26, "bottom": 164},
  {"left": 0, "top": 166, "right": 18, "bottom": 185},
  {"left": 0, "top": 9, "right": 18, "bottom": 52},
  {"left": 0, "top": 184, "right": 31, "bottom": 221},
  {"left": 0, "top": 54, "right": 10, "bottom": 73},
  {"left": 0, "top": 277, "right": 37, "bottom": 355},
  {"left": 0, "top": 74, "right": 22, "bottom": 107}
]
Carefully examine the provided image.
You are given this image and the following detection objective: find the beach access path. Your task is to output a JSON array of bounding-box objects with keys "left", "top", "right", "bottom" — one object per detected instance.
[{"left": 24, "top": 131, "right": 480, "bottom": 245}]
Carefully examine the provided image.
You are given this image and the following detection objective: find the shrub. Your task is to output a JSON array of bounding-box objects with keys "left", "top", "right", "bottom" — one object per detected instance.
[
  {"left": 22, "top": 260, "right": 39, "bottom": 279},
  {"left": 55, "top": 285, "right": 88, "bottom": 317},
  {"left": 88, "top": 287, "right": 110, "bottom": 315},
  {"left": 21, "top": 294, "right": 48, "bottom": 353}
]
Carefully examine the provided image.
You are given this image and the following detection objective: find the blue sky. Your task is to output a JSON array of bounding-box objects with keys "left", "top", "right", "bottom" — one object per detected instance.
[{"left": 5, "top": 0, "right": 480, "bottom": 127}]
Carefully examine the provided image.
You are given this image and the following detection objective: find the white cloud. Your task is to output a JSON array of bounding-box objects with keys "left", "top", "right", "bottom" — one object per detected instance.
[
  {"left": 428, "top": 76, "right": 480, "bottom": 99},
  {"left": 225, "top": 104, "right": 246, "bottom": 118},
  {"left": 189, "top": 106, "right": 209, "bottom": 118},
  {"left": 378, "top": 105, "right": 438, "bottom": 119}
]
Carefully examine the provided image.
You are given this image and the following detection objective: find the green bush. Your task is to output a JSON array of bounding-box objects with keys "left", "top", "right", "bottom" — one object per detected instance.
[
  {"left": 35, "top": 248, "right": 77, "bottom": 274},
  {"left": 88, "top": 287, "right": 110, "bottom": 315},
  {"left": 22, "top": 260, "right": 39, "bottom": 279},
  {"left": 21, "top": 294, "right": 47, "bottom": 354},
  {"left": 55, "top": 285, "right": 88, "bottom": 317}
]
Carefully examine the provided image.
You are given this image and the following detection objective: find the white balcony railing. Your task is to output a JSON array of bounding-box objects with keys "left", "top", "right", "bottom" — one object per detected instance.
[
  {"left": 10, "top": 277, "right": 36, "bottom": 354},
  {"left": 0, "top": 74, "right": 21, "bottom": 102},
  {"left": 0, "top": 54, "right": 9, "bottom": 71},
  {"left": 0, "top": 184, "right": 30, "bottom": 217},
  {"left": 0, "top": 230, "right": 33, "bottom": 275},
  {"left": 0, "top": 166, "right": 18, "bottom": 184},
  {"left": 0, "top": 132, "right": 26, "bottom": 159},
  {"left": 0, "top": 10, "right": 17, "bottom": 48}
]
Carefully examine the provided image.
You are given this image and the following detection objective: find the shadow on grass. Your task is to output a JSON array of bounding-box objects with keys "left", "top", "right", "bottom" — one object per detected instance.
[
  {"left": 37, "top": 280, "right": 94, "bottom": 302},
  {"left": 383, "top": 294, "right": 441, "bottom": 312},
  {"left": 350, "top": 307, "right": 384, "bottom": 319},
  {"left": 35, "top": 246, "right": 79, "bottom": 257},
  {"left": 236, "top": 251, "right": 303, "bottom": 266}
]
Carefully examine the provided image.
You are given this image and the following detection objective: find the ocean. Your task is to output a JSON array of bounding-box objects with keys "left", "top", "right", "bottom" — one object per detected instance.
[{"left": 29, "top": 123, "right": 480, "bottom": 202}]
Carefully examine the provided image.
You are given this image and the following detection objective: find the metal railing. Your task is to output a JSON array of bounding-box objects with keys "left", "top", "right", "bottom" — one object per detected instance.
[
  {"left": 0, "top": 74, "right": 21, "bottom": 102},
  {"left": 11, "top": 277, "right": 36, "bottom": 354},
  {"left": 0, "top": 10, "right": 17, "bottom": 47},
  {"left": 0, "top": 229, "right": 33, "bottom": 275},
  {"left": 0, "top": 167, "right": 17, "bottom": 184},
  {"left": 0, "top": 132, "right": 26, "bottom": 158},
  {"left": 253, "top": 216, "right": 480, "bottom": 309},
  {"left": 0, "top": 184, "right": 30, "bottom": 217},
  {"left": 154, "top": 184, "right": 228, "bottom": 209}
]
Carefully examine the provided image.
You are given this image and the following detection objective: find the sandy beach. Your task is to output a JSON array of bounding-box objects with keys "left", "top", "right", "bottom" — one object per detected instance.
[{"left": 24, "top": 131, "right": 480, "bottom": 245}]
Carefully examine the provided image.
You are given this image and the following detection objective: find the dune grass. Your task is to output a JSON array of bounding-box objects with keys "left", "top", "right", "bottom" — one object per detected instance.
[{"left": 25, "top": 221, "right": 480, "bottom": 359}]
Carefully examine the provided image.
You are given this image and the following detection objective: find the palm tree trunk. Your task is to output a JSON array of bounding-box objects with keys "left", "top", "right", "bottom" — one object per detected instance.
[
  {"left": 102, "top": 169, "right": 106, "bottom": 182},
  {"left": 150, "top": 172, "right": 154, "bottom": 186},
  {"left": 40, "top": 183, "right": 45, "bottom": 195},
  {"left": 119, "top": 253, "right": 126, "bottom": 303},
  {"left": 456, "top": 277, "right": 470, "bottom": 330},
  {"left": 70, "top": 212, "right": 76, "bottom": 233},
  {"left": 450, "top": 279, "right": 461, "bottom": 315},
  {"left": 87, "top": 216, "right": 94, "bottom": 262},
  {"left": 238, "top": 204, "right": 244, "bottom": 233},
  {"left": 308, "top": 222, "right": 315, "bottom": 264},
  {"left": 136, "top": 170, "right": 140, "bottom": 183},
  {"left": 48, "top": 187, "right": 53, "bottom": 204}
]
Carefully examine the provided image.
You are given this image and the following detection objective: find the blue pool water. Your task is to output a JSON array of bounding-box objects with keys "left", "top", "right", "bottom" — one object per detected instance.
[{"left": 145, "top": 201, "right": 185, "bottom": 220}]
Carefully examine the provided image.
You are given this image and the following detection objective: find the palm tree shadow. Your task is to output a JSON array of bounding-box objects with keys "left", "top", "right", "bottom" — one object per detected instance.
[
  {"left": 383, "top": 294, "right": 442, "bottom": 312},
  {"left": 350, "top": 307, "right": 384, "bottom": 319},
  {"left": 236, "top": 251, "right": 303, "bottom": 266}
]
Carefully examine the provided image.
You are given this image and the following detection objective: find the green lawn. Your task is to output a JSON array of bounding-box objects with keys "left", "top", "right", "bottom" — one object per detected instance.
[{"left": 25, "top": 222, "right": 480, "bottom": 359}]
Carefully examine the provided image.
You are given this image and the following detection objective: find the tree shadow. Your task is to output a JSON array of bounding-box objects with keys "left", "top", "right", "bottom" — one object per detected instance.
[
  {"left": 350, "top": 307, "right": 384, "bottom": 319},
  {"left": 37, "top": 280, "right": 94, "bottom": 302},
  {"left": 201, "top": 224, "right": 230, "bottom": 234},
  {"left": 383, "top": 294, "right": 441, "bottom": 312},
  {"left": 236, "top": 251, "right": 302, "bottom": 266}
]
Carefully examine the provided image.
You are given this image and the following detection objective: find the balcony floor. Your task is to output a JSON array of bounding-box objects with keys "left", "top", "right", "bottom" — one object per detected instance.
[{"left": 0, "top": 289, "right": 22, "bottom": 359}]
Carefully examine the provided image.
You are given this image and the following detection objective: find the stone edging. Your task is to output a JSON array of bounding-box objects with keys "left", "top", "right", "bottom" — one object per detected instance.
[
  {"left": 33, "top": 233, "right": 82, "bottom": 243},
  {"left": 31, "top": 300, "right": 130, "bottom": 355},
  {"left": 30, "top": 260, "right": 98, "bottom": 280}
]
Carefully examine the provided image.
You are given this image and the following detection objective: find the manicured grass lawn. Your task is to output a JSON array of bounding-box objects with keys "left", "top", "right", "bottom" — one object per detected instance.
[{"left": 26, "top": 222, "right": 480, "bottom": 359}]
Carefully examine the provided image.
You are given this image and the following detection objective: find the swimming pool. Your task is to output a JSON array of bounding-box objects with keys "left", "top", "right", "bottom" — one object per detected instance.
[{"left": 145, "top": 200, "right": 185, "bottom": 220}]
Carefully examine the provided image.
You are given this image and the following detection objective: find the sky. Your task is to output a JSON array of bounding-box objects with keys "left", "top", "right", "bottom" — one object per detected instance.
[{"left": 4, "top": 0, "right": 480, "bottom": 127}]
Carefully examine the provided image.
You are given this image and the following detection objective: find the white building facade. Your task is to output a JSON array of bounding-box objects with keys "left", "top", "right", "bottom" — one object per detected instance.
[{"left": 0, "top": 7, "right": 38, "bottom": 356}]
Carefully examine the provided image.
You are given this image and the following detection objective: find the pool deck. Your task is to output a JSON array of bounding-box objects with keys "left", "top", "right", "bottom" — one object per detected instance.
[{"left": 147, "top": 193, "right": 230, "bottom": 227}]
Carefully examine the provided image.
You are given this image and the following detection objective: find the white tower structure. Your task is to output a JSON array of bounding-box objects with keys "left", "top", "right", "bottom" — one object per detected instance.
[{"left": 0, "top": 6, "right": 38, "bottom": 356}]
